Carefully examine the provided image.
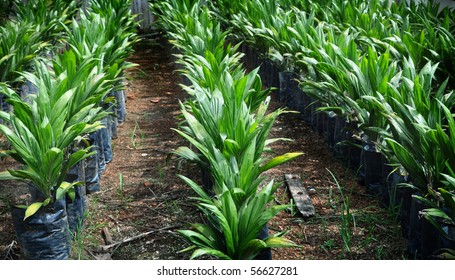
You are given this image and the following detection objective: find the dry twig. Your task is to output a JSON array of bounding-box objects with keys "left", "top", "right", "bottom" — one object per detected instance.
[{"left": 101, "top": 223, "right": 181, "bottom": 252}]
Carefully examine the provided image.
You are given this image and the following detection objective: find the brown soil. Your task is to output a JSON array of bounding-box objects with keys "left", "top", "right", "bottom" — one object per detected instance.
[{"left": 0, "top": 34, "right": 407, "bottom": 260}]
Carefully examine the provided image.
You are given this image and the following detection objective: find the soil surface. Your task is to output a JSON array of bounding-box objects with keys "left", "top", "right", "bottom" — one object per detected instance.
[{"left": 0, "top": 34, "right": 407, "bottom": 260}]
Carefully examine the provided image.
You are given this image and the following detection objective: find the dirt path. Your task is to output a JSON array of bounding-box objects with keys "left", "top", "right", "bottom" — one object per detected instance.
[
  {"left": 0, "top": 35, "right": 407, "bottom": 260},
  {"left": 81, "top": 36, "right": 199, "bottom": 260}
]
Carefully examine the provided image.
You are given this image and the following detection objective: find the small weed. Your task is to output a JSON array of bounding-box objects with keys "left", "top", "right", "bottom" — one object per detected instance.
[
  {"left": 157, "top": 163, "right": 164, "bottom": 180},
  {"left": 361, "top": 225, "right": 378, "bottom": 248},
  {"left": 71, "top": 214, "right": 88, "bottom": 260},
  {"left": 118, "top": 173, "right": 124, "bottom": 194},
  {"left": 130, "top": 120, "right": 144, "bottom": 149},
  {"left": 320, "top": 216, "right": 328, "bottom": 232},
  {"left": 327, "top": 169, "right": 355, "bottom": 257},
  {"left": 288, "top": 198, "right": 297, "bottom": 216},
  {"left": 320, "top": 239, "right": 336, "bottom": 253},
  {"left": 386, "top": 179, "right": 402, "bottom": 222},
  {"left": 164, "top": 200, "right": 183, "bottom": 215},
  {"left": 375, "top": 245, "right": 385, "bottom": 259},
  {"left": 71, "top": 208, "right": 107, "bottom": 260},
  {"left": 117, "top": 173, "right": 124, "bottom": 197},
  {"left": 133, "top": 69, "right": 149, "bottom": 80}
]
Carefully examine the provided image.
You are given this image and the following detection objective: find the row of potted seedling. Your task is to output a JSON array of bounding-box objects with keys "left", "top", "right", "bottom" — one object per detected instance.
[
  {"left": 0, "top": 0, "right": 138, "bottom": 259},
  {"left": 150, "top": 0, "right": 302, "bottom": 260},
  {"left": 209, "top": 0, "right": 455, "bottom": 258}
]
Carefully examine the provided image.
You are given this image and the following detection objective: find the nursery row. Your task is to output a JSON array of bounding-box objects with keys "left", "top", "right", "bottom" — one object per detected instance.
[
  {"left": 0, "top": 0, "right": 138, "bottom": 259},
  {"left": 150, "top": 0, "right": 304, "bottom": 260},
  {"left": 204, "top": 0, "right": 455, "bottom": 259}
]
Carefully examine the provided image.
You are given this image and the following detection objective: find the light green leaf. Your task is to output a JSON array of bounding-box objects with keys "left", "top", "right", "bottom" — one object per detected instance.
[
  {"left": 264, "top": 236, "right": 300, "bottom": 248},
  {"left": 259, "top": 152, "right": 303, "bottom": 173},
  {"left": 56, "top": 181, "right": 75, "bottom": 201},
  {"left": 24, "top": 202, "right": 43, "bottom": 220},
  {"left": 0, "top": 171, "right": 19, "bottom": 180}
]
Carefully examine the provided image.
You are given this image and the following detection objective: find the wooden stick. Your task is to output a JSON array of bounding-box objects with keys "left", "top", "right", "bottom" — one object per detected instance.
[
  {"left": 2, "top": 240, "right": 17, "bottom": 260},
  {"left": 102, "top": 228, "right": 114, "bottom": 245},
  {"left": 101, "top": 224, "right": 181, "bottom": 251}
]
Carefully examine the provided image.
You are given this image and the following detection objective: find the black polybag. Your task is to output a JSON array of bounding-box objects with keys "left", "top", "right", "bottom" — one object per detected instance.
[
  {"left": 11, "top": 198, "right": 71, "bottom": 260},
  {"left": 66, "top": 160, "right": 87, "bottom": 236}
]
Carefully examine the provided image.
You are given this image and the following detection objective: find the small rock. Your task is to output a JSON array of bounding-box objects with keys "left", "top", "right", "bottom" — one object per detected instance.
[
  {"left": 308, "top": 188, "right": 317, "bottom": 195},
  {"left": 143, "top": 181, "right": 152, "bottom": 188}
]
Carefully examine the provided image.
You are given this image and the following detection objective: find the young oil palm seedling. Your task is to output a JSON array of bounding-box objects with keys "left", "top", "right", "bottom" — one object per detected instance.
[
  {"left": 63, "top": 9, "right": 138, "bottom": 186},
  {"left": 0, "top": 20, "right": 46, "bottom": 116},
  {"left": 367, "top": 62, "right": 446, "bottom": 164},
  {"left": 402, "top": 1, "right": 455, "bottom": 86},
  {"left": 65, "top": 10, "right": 138, "bottom": 85},
  {"left": 208, "top": 0, "right": 247, "bottom": 25},
  {"left": 90, "top": 0, "right": 135, "bottom": 25},
  {"left": 174, "top": 46, "right": 298, "bottom": 196},
  {"left": 175, "top": 71, "right": 300, "bottom": 260},
  {"left": 178, "top": 176, "right": 297, "bottom": 259},
  {"left": 181, "top": 50, "right": 268, "bottom": 111},
  {"left": 89, "top": 0, "right": 139, "bottom": 53},
  {"left": 0, "top": 20, "right": 46, "bottom": 86},
  {"left": 13, "top": 0, "right": 79, "bottom": 49},
  {"left": 2, "top": 59, "right": 107, "bottom": 214},
  {"left": 384, "top": 98, "right": 455, "bottom": 257},
  {"left": 432, "top": 19, "right": 455, "bottom": 88},
  {"left": 302, "top": 30, "right": 402, "bottom": 149},
  {"left": 0, "top": 36, "right": 115, "bottom": 255},
  {"left": 171, "top": 10, "right": 234, "bottom": 60},
  {"left": 413, "top": 107, "right": 455, "bottom": 257},
  {"left": 298, "top": 27, "right": 361, "bottom": 119},
  {"left": 228, "top": 0, "right": 279, "bottom": 53},
  {"left": 265, "top": 8, "right": 312, "bottom": 73},
  {"left": 0, "top": 64, "right": 103, "bottom": 259},
  {"left": 150, "top": 0, "right": 203, "bottom": 35},
  {"left": 62, "top": 13, "right": 117, "bottom": 186},
  {"left": 153, "top": 0, "right": 302, "bottom": 259},
  {"left": 50, "top": 50, "right": 113, "bottom": 126},
  {"left": 364, "top": 60, "right": 455, "bottom": 257},
  {"left": 175, "top": 94, "right": 301, "bottom": 204}
]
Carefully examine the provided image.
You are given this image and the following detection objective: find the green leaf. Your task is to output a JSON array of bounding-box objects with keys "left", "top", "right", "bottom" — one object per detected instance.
[
  {"left": 264, "top": 236, "right": 299, "bottom": 248},
  {"left": 436, "top": 249, "right": 455, "bottom": 260},
  {"left": 190, "top": 248, "right": 231, "bottom": 260},
  {"left": 0, "top": 171, "right": 19, "bottom": 180},
  {"left": 178, "top": 175, "right": 211, "bottom": 201},
  {"left": 56, "top": 181, "right": 75, "bottom": 201},
  {"left": 67, "top": 187, "right": 76, "bottom": 202},
  {"left": 242, "top": 239, "right": 267, "bottom": 259},
  {"left": 24, "top": 202, "right": 43, "bottom": 220},
  {"left": 259, "top": 152, "right": 303, "bottom": 173},
  {"left": 420, "top": 208, "right": 451, "bottom": 221},
  {"left": 174, "top": 146, "right": 200, "bottom": 162},
  {"left": 178, "top": 245, "right": 197, "bottom": 253}
]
